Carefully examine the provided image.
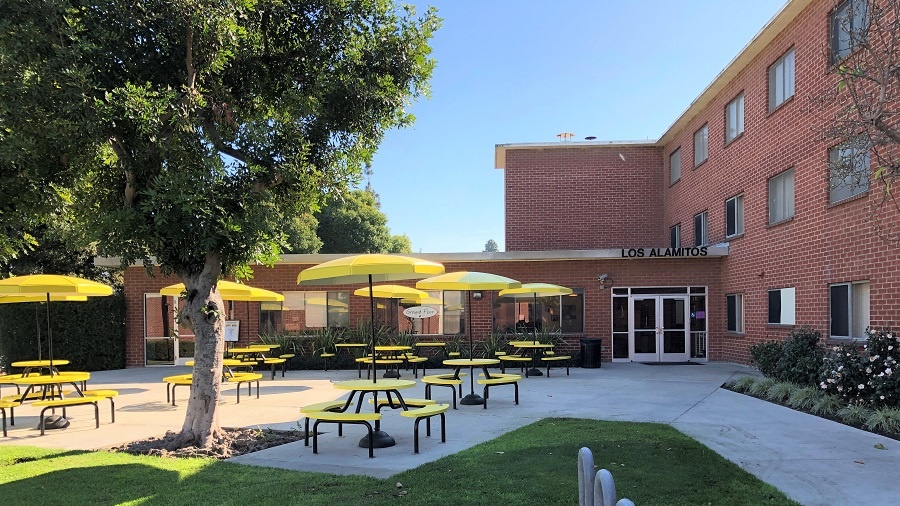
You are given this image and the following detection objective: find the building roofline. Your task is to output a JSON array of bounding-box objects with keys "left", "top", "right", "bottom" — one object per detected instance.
[
  {"left": 99, "top": 246, "right": 728, "bottom": 269},
  {"left": 494, "top": 140, "right": 658, "bottom": 170},
  {"left": 494, "top": 0, "right": 811, "bottom": 167}
]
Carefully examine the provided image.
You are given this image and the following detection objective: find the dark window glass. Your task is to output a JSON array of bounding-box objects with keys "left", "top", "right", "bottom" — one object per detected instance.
[
  {"left": 631, "top": 287, "right": 688, "bottom": 295},
  {"left": 830, "top": 285, "right": 850, "bottom": 337},
  {"left": 831, "top": 0, "right": 868, "bottom": 63},
  {"left": 768, "top": 290, "right": 781, "bottom": 324},
  {"left": 670, "top": 224, "right": 680, "bottom": 248},
  {"left": 727, "top": 296, "right": 737, "bottom": 332},
  {"left": 612, "top": 297, "right": 628, "bottom": 333}
]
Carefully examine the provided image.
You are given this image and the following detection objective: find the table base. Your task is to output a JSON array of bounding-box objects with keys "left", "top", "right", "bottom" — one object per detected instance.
[
  {"left": 527, "top": 368, "right": 543, "bottom": 376},
  {"left": 359, "top": 430, "right": 396, "bottom": 448},
  {"left": 460, "top": 393, "right": 485, "bottom": 405},
  {"left": 382, "top": 370, "right": 400, "bottom": 378}
]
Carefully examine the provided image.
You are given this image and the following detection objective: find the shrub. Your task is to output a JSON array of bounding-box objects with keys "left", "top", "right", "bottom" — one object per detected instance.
[
  {"left": 765, "top": 382, "right": 796, "bottom": 402},
  {"left": 819, "top": 344, "right": 868, "bottom": 403},
  {"left": 810, "top": 394, "right": 843, "bottom": 416},
  {"left": 838, "top": 403, "right": 873, "bottom": 426},
  {"left": 749, "top": 341, "right": 782, "bottom": 378},
  {"left": 730, "top": 376, "right": 758, "bottom": 393},
  {"left": 819, "top": 330, "right": 900, "bottom": 408},
  {"left": 787, "top": 386, "right": 821, "bottom": 411},
  {"left": 748, "top": 377, "right": 776, "bottom": 396},
  {"left": 864, "top": 407, "right": 900, "bottom": 434}
]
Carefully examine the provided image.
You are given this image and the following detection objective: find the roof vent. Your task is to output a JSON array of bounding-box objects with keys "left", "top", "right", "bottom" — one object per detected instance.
[
  {"left": 584, "top": 136, "right": 597, "bottom": 141},
  {"left": 556, "top": 132, "right": 574, "bottom": 142}
]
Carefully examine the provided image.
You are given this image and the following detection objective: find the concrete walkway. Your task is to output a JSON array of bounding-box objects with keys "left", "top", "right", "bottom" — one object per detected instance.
[{"left": 1, "top": 362, "right": 897, "bottom": 505}]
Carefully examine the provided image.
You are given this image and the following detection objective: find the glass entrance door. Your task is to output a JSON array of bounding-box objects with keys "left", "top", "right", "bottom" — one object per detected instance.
[{"left": 629, "top": 296, "right": 690, "bottom": 362}]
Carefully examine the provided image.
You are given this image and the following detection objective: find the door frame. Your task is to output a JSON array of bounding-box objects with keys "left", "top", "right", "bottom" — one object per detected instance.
[{"left": 628, "top": 295, "right": 690, "bottom": 362}]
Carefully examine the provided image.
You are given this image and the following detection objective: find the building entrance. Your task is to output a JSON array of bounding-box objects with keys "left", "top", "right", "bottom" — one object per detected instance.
[{"left": 630, "top": 296, "right": 689, "bottom": 362}]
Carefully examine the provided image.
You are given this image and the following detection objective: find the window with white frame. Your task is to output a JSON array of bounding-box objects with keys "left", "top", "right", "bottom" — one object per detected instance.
[
  {"left": 768, "top": 168, "right": 795, "bottom": 224},
  {"left": 693, "top": 211, "right": 708, "bottom": 247},
  {"left": 694, "top": 124, "right": 708, "bottom": 167},
  {"left": 726, "top": 294, "right": 744, "bottom": 333},
  {"left": 768, "top": 48, "right": 795, "bottom": 111},
  {"left": 670, "top": 223, "right": 681, "bottom": 249},
  {"left": 829, "top": 138, "right": 870, "bottom": 203},
  {"left": 726, "top": 93, "right": 744, "bottom": 142},
  {"left": 669, "top": 148, "right": 681, "bottom": 184},
  {"left": 768, "top": 287, "right": 796, "bottom": 325},
  {"left": 830, "top": 281, "right": 870, "bottom": 339},
  {"left": 726, "top": 194, "right": 744, "bottom": 238},
  {"left": 831, "top": 0, "right": 868, "bottom": 64}
]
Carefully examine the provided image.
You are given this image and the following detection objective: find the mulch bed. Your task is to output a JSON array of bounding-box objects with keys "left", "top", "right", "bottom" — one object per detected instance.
[{"left": 110, "top": 427, "right": 307, "bottom": 460}]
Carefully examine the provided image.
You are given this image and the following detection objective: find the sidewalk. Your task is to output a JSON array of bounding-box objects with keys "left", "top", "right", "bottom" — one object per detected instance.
[{"left": 1, "top": 362, "right": 897, "bottom": 505}]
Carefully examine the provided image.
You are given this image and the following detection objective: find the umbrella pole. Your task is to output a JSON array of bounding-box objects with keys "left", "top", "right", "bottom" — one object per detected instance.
[
  {"left": 533, "top": 294, "right": 538, "bottom": 344},
  {"left": 369, "top": 274, "right": 376, "bottom": 384},
  {"left": 46, "top": 293, "right": 54, "bottom": 377},
  {"left": 35, "top": 305, "right": 41, "bottom": 361},
  {"left": 468, "top": 291, "right": 474, "bottom": 360}
]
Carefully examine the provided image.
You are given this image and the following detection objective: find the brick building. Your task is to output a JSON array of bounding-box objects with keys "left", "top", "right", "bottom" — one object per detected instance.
[{"left": 115, "top": 0, "right": 899, "bottom": 367}]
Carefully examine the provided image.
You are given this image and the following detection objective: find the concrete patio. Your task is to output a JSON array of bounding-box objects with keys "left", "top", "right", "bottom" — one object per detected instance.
[{"left": 1, "top": 362, "right": 897, "bottom": 506}]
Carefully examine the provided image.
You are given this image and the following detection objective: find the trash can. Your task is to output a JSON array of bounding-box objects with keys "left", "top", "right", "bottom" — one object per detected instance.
[{"left": 580, "top": 338, "right": 602, "bottom": 368}]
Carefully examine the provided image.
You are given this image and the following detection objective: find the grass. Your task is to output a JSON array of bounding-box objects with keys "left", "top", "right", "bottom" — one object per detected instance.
[{"left": 0, "top": 418, "right": 797, "bottom": 506}]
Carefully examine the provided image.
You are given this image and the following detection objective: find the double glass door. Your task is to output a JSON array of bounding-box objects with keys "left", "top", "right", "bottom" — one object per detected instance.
[{"left": 630, "top": 296, "right": 689, "bottom": 362}]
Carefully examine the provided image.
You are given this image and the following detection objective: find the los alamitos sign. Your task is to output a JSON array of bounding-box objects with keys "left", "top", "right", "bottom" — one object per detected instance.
[{"left": 403, "top": 306, "right": 438, "bottom": 319}]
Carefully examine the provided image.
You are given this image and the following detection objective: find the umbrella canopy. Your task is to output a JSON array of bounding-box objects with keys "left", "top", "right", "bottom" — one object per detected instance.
[
  {"left": 159, "top": 280, "right": 284, "bottom": 302},
  {"left": 297, "top": 254, "right": 445, "bottom": 383},
  {"left": 400, "top": 295, "right": 443, "bottom": 305},
  {"left": 417, "top": 272, "right": 520, "bottom": 359},
  {"left": 0, "top": 274, "right": 114, "bottom": 372},
  {"left": 498, "top": 283, "right": 572, "bottom": 343}
]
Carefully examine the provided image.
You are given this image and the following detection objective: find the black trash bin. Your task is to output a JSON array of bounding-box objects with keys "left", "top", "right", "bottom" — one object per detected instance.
[{"left": 580, "top": 338, "right": 602, "bottom": 368}]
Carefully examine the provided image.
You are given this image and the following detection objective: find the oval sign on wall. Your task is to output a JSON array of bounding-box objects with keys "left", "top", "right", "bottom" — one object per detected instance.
[{"left": 403, "top": 306, "right": 438, "bottom": 319}]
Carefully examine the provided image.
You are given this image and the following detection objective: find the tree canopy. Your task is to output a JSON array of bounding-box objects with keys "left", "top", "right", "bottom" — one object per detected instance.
[
  {"left": 484, "top": 239, "right": 499, "bottom": 252},
  {"left": 0, "top": 0, "right": 438, "bottom": 447},
  {"left": 315, "top": 189, "right": 411, "bottom": 253}
]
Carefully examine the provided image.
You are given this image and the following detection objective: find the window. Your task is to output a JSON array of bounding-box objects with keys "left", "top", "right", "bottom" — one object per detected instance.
[
  {"left": 694, "top": 124, "right": 708, "bottom": 167},
  {"left": 726, "top": 294, "right": 744, "bottom": 333},
  {"left": 831, "top": 0, "right": 868, "bottom": 63},
  {"left": 693, "top": 211, "right": 708, "bottom": 247},
  {"left": 726, "top": 194, "right": 744, "bottom": 237},
  {"left": 829, "top": 138, "right": 870, "bottom": 203},
  {"left": 670, "top": 223, "right": 681, "bottom": 249},
  {"left": 492, "top": 288, "right": 584, "bottom": 334},
  {"left": 442, "top": 291, "right": 465, "bottom": 335},
  {"left": 830, "top": 281, "right": 870, "bottom": 338},
  {"left": 768, "top": 49, "right": 795, "bottom": 111},
  {"left": 669, "top": 148, "right": 681, "bottom": 184},
  {"left": 726, "top": 93, "right": 744, "bottom": 142},
  {"left": 768, "top": 169, "right": 794, "bottom": 224},
  {"left": 768, "top": 287, "right": 796, "bottom": 325}
]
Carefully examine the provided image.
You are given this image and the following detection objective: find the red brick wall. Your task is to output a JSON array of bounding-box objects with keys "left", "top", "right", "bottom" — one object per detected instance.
[
  {"left": 504, "top": 145, "right": 665, "bottom": 251},
  {"left": 660, "top": 0, "right": 900, "bottom": 363},
  {"left": 123, "top": 258, "right": 723, "bottom": 366}
]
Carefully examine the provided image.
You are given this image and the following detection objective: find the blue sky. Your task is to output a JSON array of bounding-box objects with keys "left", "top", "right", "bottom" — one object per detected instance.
[{"left": 368, "top": 1, "right": 788, "bottom": 253}]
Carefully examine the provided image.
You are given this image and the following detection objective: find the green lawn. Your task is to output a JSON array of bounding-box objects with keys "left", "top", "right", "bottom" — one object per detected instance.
[{"left": 0, "top": 418, "right": 797, "bottom": 506}]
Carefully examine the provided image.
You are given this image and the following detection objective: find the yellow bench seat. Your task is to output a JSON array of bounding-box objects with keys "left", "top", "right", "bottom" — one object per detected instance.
[
  {"left": 401, "top": 403, "right": 450, "bottom": 453},
  {"left": 476, "top": 374, "right": 521, "bottom": 409},
  {"left": 0, "top": 400, "right": 20, "bottom": 437},
  {"left": 304, "top": 411, "right": 382, "bottom": 458}
]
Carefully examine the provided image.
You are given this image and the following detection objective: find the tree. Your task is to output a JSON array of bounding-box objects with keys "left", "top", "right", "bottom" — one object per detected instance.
[
  {"left": 484, "top": 239, "right": 499, "bottom": 252},
  {"left": 813, "top": 0, "right": 900, "bottom": 243},
  {"left": 317, "top": 189, "right": 409, "bottom": 253},
  {"left": 0, "top": 0, "right": 439, "bottom": 449},
  {"left": 282, "top": 213, "right": 323, "bottom": 255}
]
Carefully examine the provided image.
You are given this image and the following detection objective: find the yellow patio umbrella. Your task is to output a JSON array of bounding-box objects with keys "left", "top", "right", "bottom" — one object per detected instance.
[
  {"left": 298, "top": 254, "right": 445, "bottom": 385},
  {"left": 498, "top": 283, "right": 573, "bottom": 344},
  {"left": 159, "top": 280, "right": 284, "bottom": 302},
  {"left": 0, "top": 274, "right": 114, "bottom": 373}
]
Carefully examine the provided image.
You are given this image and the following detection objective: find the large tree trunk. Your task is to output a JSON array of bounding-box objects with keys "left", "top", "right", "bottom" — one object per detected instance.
[{"left": 172, "top": 252, "right": 225, "bottom": 449}]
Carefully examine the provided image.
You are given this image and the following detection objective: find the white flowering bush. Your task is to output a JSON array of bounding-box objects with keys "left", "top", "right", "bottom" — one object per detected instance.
[{"left": 819, "top": 330, "right": 900, "bottom": 408}]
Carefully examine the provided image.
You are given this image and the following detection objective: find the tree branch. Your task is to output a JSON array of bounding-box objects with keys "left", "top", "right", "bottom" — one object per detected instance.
[{"left": 109, "top": 136, "right": 136, "bottom": 207}]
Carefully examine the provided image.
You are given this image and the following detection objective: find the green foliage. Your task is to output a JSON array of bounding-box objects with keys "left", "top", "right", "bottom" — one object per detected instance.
[
  {"left": 864, "top": 407, "right": 900, "bottom": 434},
  {"left": 748, "top": 377, "right": 777, "bottom": 397},
  {"left": 280, "top": 213, "right": 323, "bottom": 254},
  {"left": 730, "top": 376, "right": 759, "bottom": 393},
  {"left": 810, "top": 393, "right": 843, "bottom": 417},
  {"left": 479, "top": 331, "right": 508, "bottom": 358},
  {"left": 786, "top": 386, "right": 821, "bottom": 411},
  {"left": 310, "top": 327, "right": 346, "bottom": 356},
  {"left": 0, "top": 293, "right": 125, "bottom": 371},
  {"left": 391, "top": 331, "right": 416, "bottom": 348},
  {"left": 820, "top": 329, "right": 900, "bottom": 407},
  {"left": 483, "top": 239, "right": 499, "bottom": 252},
  {"left": 316, "top": 189, "right": 399, "bottom": 254},
  {"left": 749, "top": 326, "right": 824, "bottom": 385},
  {"left": 837, "top": 403, "right": 873, "bottom": 426},
  {"left": 765, "top": 382, "right": 796, "bottom": 403}
]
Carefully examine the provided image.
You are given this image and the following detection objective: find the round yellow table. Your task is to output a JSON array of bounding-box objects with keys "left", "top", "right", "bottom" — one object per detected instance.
[
  {"left": 10, "top": 371, "right": 91, "bottom": 402},
  {"left": 443, "top": 358, "right": 501, "bottom": 405},
  {"left": 11, "top": 360, "right": 70, "bottom": 377},
  {"left": 510, "top": 342, "right": 555, "bottom": 377},
  {"left": 333, "top": 379, "right": 416, "bottom": 448}
]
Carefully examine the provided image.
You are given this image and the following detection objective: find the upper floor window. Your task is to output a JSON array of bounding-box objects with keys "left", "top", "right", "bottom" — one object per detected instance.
[
  {"left": 670, "top": 223, "right": 681, "bottom": 249},
  {"left": 829, "top": 138, "right": 870, "bottom": 203},
  {"left": 693, "top": 211, "right": 708, "bottom": 247},
  {"left": 769, "top": 48, "right": 795, "bottom": 111},
  {"left": 831, "top": 0, "right": 868, "bottom": 63},
  {"left": 830, "top": 281, "right": 870, "bottom": 339},
  {"left": 726, "top": 93, "right": 744, "bottom": 143},
  {"left": 669, "top": 148, "right": 681, "bottom": 184},
  {"left": 726, "top": 194, "right": 744, "bottom": 238},
  {"left": 694, "top": 124, "right": 708, "bottom": 167},
  {"left": 768, "top": 169, "right": 795, "bottom": 224}
]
